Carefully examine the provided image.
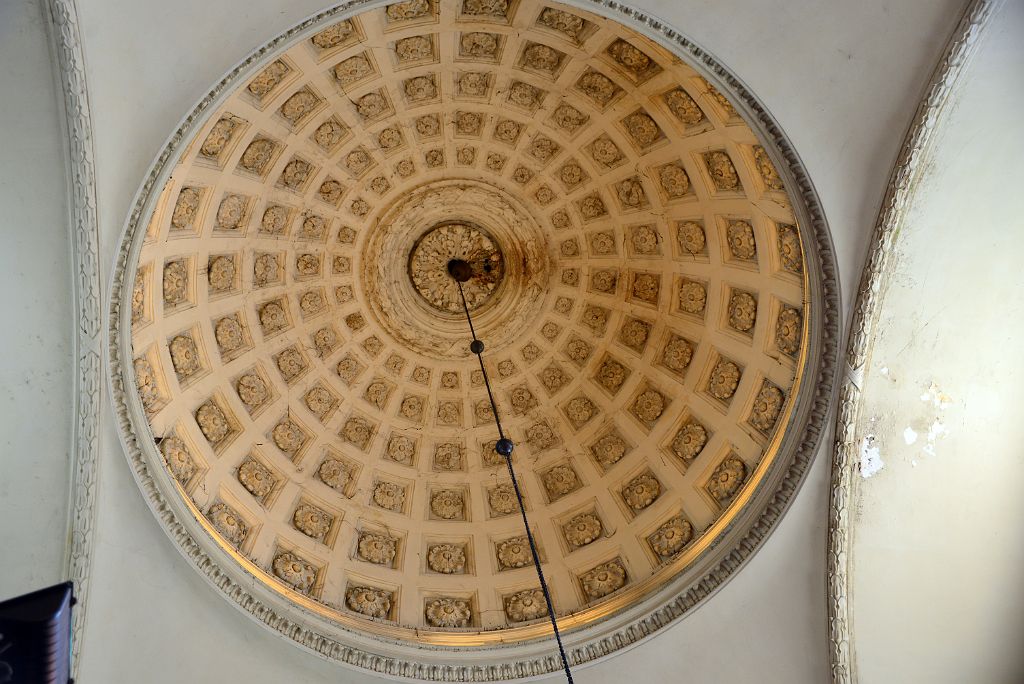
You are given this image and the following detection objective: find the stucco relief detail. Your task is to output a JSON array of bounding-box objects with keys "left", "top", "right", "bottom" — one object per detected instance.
[
  {"left": 677, "top": 279, "right": 706, "bottom": 315},
  {"left": 311, "top": 20, "right": 354, "bottom": 50},
  {"left": 131, "top": 268, "right": 147, "bottom": 322},
  {"left": 607, "top": 40, "right": 656, "bottom": 77},
  {"left": 663, "top": 88, "right": 704, "bottom": 125},
  {"left": 372, "top": 481, "right": 406, "bottom": 512},
  {"left": 728, "top": 291, "right": 757, "bottom": 332},
  {"left": 239, "top": 137, "right": 278, "bottom": 175},
  {"left": 706, "top": 456, "right": 747, "bottom": 503},
  {"left": 505, "top": 589, "right": 548, "bottom": 622},
  {"left": 708, "top": 360, "right": 741, "bottom": 400},
  {"left": 749, "top": 382, "right": 785, "bottom": 432},
  {"left": 753, "top": 145, "right": 784, "bottom": 190},
  {"left": 133, "top": 356, "right": 163, "bottom": 413},
  {"left": 460, "top": 32, "right": 498, "bottom": 58},
  {"left": 396, "top": 35, "right": 433, "bottom": 62},
  {"left": 196, "top": 400, "right": 232, "bottom": 445},
  {"left": 777, "top": 306, "right": 802, "bottom": 355},
  {"left": 280, "top": 88, "right": 321, "bottom": 126},
  {"left": 293, "top": 502, "right": 333, "bottom": 542},
  {"left": 622, "top": 472, "right": 661, "bottom": 511},
  {"left": 703, "top": 151, "right": 740, "bottom": 191},
  {"left": 676, "top": 220, "right": 705, "bottom": 255},
  {"left": 661, "top": 335, "right": 693, "bottom": 374},
  {"left": 425, "top": 597, "right": 472, "bottom": 628},
  {"left": 777, "top": 223, "right": 803, "bottom": 273},
  {"left": 272, "top": 552, "right": 317, "bottom": 594},
  {"left": 238, "top": 457, "right": 276, "bottom": 502},
  {"left": 347, "top": 586, "right": 392, "bottom": 618},
  {"left": 564, "top": 512, "right": 603, "bottom": 549},
  {"left": 358, "top": 532, "right": 398, "bottom": 566},
  {"left": 431, "top": 489, "right": 465, "bottom": 520},
  {"left": 427, "top": 544, "right": 467, "bottom": 574},
  {"left": 200, "top": 114, "right": 246, "bottom": 159},
  {"left": 170, "top": 187, "right": 202, "bottom": 230},
  {"left": 580, "top": 559, "right": 627, "bottom": 600},
  {"left": 538, "top": 8, "right": 586, "bottom": 40},
  {"left": 699, "top": 77, "right": 737, "bottom": 118},
  {"left": 648, "top": 516, "right": 693, "bottom": 559},
  {"left": 315, "top": 119, "right": 347, "bottom": 150},
  {"left": 236, "top": 372, "right": 270, "bottom": 411},
  {"left": 542, "top": 463, "right": 581, "bottom": 498},
  {"left": 160, "top": 436, "right": 195, "bottom": 484},
  {"left": 488, "top": 483, "right": 518, "bottom": 516},
  {"left": 591, "top": 432, "right": 628, "bottom": 470},
  {"left": 208, "top": 502, "right": 247, "bottom": 547},
  {"left": 387, "top": 0, "right": 431, "bottom": 22},
  {"left": 670, "top": 421, "right": 707, "bottom": 464},
  {"left": 727, "top": 220, "right": 757, "bottom": 260},
  {"left": 496, "top": 536, "right": 531, "bottom": 570},
  {"left": 319, "top": 458, "right": 353, "bottom": 494}
]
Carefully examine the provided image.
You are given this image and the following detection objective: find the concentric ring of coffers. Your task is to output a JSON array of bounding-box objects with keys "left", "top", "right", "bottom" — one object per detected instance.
[{"left": 123, "top": 0, "right": 814, "bottom": 659}]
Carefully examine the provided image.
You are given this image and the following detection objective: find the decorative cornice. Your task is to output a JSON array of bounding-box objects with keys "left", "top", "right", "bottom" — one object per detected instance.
[
  {"left": 44, "top": 0, "right": 102, "bottom": 679},
  {"left": 826, "top": 1, "right": 996, "bottom": 681},
  {"left": 104, "top": 0, "right": 839, "bottom": 678}
]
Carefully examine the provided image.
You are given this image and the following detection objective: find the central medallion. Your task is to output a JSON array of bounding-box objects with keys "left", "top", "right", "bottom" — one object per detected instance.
[
  {"left": 408, "top": 222, "right": 505, "bottom": 313},
  {"left": 362, "top": 180, "right": 550, "bottom": 359}
]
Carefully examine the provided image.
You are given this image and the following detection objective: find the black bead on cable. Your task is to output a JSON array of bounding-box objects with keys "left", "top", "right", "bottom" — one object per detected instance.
[{"left": 449, "top": 259, "right": 574, "bottom": 683}]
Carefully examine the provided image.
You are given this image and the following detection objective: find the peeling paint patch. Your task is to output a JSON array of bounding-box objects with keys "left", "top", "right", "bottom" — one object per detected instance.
[
  {"left": 927, "top": 419, "right": 947, "bottom": 442},
  {"left": 860, "top": 435, "right": 884, "bottom": 478},
  {"left": 922, "top": 419, "right": 948, "bottom": 457},
  {"left": 920, "top": 381, "right": 953, "bottom": 409},
  {"left": 903, "top": 427, "right": 918, "bottom": 445}
]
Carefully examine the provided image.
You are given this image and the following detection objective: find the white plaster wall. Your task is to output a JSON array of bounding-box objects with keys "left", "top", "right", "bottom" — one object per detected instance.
[
  {"left": 850, "top": 1, "right": 1024, "bottom": 681},
  {"left": 0, "top": 0, "right": 975, "bottom": 680},
  {"left": 0, "top": 0, "right": 73, "bottom": 598}
]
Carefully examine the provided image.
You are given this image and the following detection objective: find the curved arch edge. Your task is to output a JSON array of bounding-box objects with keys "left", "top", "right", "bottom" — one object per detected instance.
[
  {"left": 44, "top": 0, "right": 103, "bottom": 681},
  {"left": 825, "top": 1, "right": 998, "bottom": 681}
]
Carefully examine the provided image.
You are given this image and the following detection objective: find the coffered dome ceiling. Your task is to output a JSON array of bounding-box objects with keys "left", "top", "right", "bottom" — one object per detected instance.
[{"left": 115, "top": 0, "right": 836, "bottom": 677}]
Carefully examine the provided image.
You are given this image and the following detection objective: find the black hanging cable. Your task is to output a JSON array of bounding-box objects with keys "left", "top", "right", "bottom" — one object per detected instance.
[{"left": 450, "top": 262, "right": 574, "bottom": 683}]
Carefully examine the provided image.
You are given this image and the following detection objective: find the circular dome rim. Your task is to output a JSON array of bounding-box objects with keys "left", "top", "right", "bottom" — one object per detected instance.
[{"left": 106, "top": 0, "right": 839, "bottom": 679}]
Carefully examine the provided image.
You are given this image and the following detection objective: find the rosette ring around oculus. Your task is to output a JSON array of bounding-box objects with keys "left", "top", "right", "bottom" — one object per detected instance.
[{"left": 362, "top": 179, "right": 550, "bottom": 360}]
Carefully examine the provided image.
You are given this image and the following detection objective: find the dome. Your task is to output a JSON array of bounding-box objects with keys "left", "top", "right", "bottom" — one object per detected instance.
[{"left": 112, "top": 0, "right": 835, "bottom": 677}]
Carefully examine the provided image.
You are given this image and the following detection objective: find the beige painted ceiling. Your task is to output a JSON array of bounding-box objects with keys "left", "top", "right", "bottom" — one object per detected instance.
[{"left": 128, "top": 0, "right": 807, "bottom": 644}]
